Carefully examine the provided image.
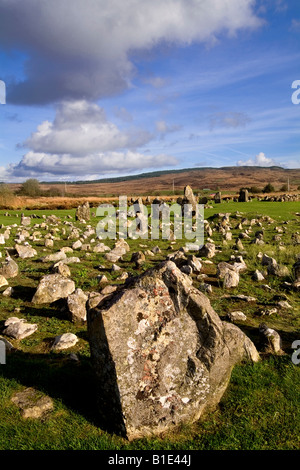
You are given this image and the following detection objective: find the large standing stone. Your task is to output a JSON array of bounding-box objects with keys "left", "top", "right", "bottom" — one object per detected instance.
[
  {"left": 182, "top": 185, "right": 198, "bottom": 214},
  {"left": 87, "top": 260, "right": 259, "bottom": 440},
  {"left": 75, "top": 201, "right": 90, "bottom": 222},
  {"left": 239, "top": 189, "right": 249, "bottom": 202},
  {"left": 32, "top": 274, "right": 75, "bottom": 304},
  {"left": 214, "top": 192, "right": 222, "bottom": 204}
]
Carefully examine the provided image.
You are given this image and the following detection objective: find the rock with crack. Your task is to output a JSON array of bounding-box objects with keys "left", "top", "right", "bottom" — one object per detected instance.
[
  {"left": 87, "top": 260, "right": 259, "bottom": 440},
  {"left": 32, "top": 274, "right": 75, "bottom": 304}
]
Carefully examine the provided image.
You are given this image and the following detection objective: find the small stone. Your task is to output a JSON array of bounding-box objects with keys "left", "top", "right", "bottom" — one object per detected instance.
[
  {"left": 51, "top": 333, "right": 78, "bottom": 351},
  {"left": 277, "top": 300, "right": 293, "bottom": 309},
  {"left": 252, "top": 270, "right": 265, "bottom": 281},
  {"left": 2, "top": 286, "right": 12, "bottom": 297},
  {"left": 227, "top": 311, "right": 247, "bottom": 322},
  {"left": 0, "top": 275, "right": 8, "bottom": 288}
]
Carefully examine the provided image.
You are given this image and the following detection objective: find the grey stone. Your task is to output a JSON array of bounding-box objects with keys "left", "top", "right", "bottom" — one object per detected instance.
[
  {"left": 32, "top": 274, "right": 75, "bottom": 304},
  {"left": 75, "top": 201, "right": 90, "bottom": 222},
  {"left": 15, "top": 244, "right": 37, "bottom": 259},
  {"left": 3, "top": 318, "right": 38, "bottom": 340},
  {"left": 51, "top": 333, "right": 78, "bottom": 351},
  {"left": 67, "top": 288, "right": 88, "bottom": 323},
  {"left": 87, "top": 260, "right": 259, "bottom": 440},
  {"left": 0, "top": 257, "right": 19, "bottom": 279}
]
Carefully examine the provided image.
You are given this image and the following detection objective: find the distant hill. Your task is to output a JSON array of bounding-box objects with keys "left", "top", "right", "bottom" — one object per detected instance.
[{"left": 9, "top": 166, "right": 300, "bottom": 197}]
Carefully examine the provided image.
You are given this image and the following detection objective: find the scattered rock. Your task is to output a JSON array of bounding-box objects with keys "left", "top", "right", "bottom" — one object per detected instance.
[
  {"left": 32, "top": 274, "right": 75, "bottom": 304},
  {"left": 67, "top": 288, "right": 88, "bottom": 323},
  {"left": 0, "top": 275, "right": 8, "bottom": 288},
  {"left": 15, "top": 244, "right": 37, "bottom": 259},
  {"left": 198, "top": 242, "right": 215, "bottom": 259},
  {"left": 3, "top": 317, "right": 38, "bottom": 340},
  {"left": 259, "top": 323, "right": 282, "bottom": 354},
  {"left": 51, "top": 333, "right": 78, "bottom": 351},
  {"left": 223, "top": 270, "right": 239, "bottom": 289},
  {"left": 227, "top": 311, "right": 247, "bottom": 322},
  {"left": 0, "top": 257, "right": 19, "bottom": 279},
  {"left": 252, "top": 270, "right": 265, "bottom": 281}
]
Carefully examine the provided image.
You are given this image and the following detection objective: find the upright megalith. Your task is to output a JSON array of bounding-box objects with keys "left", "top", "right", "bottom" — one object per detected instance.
[
  {"left": 239, "top": 189, "right": 249, "bottom": 202},
  {"left": 214, "top": 192, "right": 222, "bottom": 204},
  {"left": 181, "top": 185, "right": 198, "bottom": 215},
  {"left": 75, "top": 201, "right": 90, "bottom": 222},
  {"left": 87, "top": 260, "right": 259, "bottom": 440}
]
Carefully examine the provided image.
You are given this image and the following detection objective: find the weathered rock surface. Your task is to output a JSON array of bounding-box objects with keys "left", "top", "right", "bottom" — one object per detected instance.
[
  {"left": 11, "top": 387, "right": 54, "bottom": 419},
  {"left": 32, "top": 274, "right": 75, "bottom": 304},
  {"left": 88, "top": 260, "right": 259, "bottom": 440},
  {"left": 0, "top": 275, "right": 8, "bottom": 288},
  {"left": 51, "top": 333, "right": 78, "bottom": 351},
  {"left": 15, "top": 244, "right": 37, "bottom": 259},
  {"left": 75, "top": 201, "right": 90, "bottom": 222},
  {"left": 3, "top": 317, "right": 38, "bottom": 340},
  {"left": 198, "top": 242, "right": 215, "bottom": 259},
  {"left": 0, "top": 257, "right": 19, "bottom": 279},
  {"left": 67, "top": 288, "right": 88, "bottom": 323}
]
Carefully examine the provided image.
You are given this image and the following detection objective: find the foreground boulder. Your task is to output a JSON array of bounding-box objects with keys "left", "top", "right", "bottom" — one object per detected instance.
[
  {"left": 32, "top": 274, "right": 75, "bottom": 304},
  {"left": 88, "top": 260, "right": 259, "bottom": 440}
]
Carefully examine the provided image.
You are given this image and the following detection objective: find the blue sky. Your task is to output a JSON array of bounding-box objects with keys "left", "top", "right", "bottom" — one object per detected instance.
[{"left": 0, "top": 0, "right": 299, "bottom": 182}]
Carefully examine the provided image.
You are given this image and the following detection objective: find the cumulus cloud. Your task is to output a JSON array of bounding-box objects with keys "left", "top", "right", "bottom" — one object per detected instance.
[
  {"left": 12, "top": 150, "right": 178, "bottom": 179},
  {"left": 0, "top": 0, "right": 262, "bottom": 104},
  {"left": 6, "top": 100, "right": 177, "bottom": 179},
  {"left": 237, "top": 152, "right": 278, "bottom": 167},
  {"left": 22, "top": 100, "right": 151, "bottom": 155}
]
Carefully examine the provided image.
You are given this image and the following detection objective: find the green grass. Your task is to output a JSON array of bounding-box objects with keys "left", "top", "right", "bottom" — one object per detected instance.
[{"left": 0, "top": 199, "right": 299, "bottom": 450}]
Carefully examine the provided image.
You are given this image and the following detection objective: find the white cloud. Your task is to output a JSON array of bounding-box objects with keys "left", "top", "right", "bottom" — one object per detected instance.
[
  {"left": 6, "top": 100, "right": 178, "bottom": 180},
  {"left": 23, "top": 100, "right": 151, "bottom": 155},
  {"left": 12, "top": 150, "right": 178, "bottom": 179},
  {"left": 0, "top": 0, "right": 263, "bottom": 104},
  {"left": 237, "top": 152, "right": 278, "bottom": 167}
]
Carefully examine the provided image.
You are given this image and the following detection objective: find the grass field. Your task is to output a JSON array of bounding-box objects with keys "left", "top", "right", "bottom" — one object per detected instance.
[{"left": 0, "top": 199, "right": 299, "bottom": 450}]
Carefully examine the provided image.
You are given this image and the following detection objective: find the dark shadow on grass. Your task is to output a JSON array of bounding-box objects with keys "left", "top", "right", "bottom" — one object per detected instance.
[
  {"left": 11, "top": 285, "right": 36, "bottom": 302},
  {"left": 0, "top": 349, "right": 103, "bottom": 429}
]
